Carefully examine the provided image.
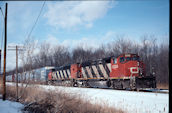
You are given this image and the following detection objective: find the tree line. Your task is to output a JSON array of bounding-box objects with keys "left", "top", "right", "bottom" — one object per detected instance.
[{"left": 8, "top": 35, "right": 169, "bottom": 85}]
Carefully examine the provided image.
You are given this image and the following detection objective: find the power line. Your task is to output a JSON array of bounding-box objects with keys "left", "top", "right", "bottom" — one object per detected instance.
[
  {"left": 26, "top": 1, "right": 46, "bottom": 40},
  {"left": 0, "top": 7, "right": 4, "bottom": 18},
  {"left": 0, "top": 2, "right": 4, "bottom": 7}
]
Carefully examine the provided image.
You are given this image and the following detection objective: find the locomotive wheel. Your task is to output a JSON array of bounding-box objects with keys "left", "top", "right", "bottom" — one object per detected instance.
[
  {"left": 112, "top": 80, "right": 123, "bottom": 89},
  {"left": 70, "top": 79, "right": 77, "bottom": 87},
  {"left": 130, "top": 77, "right": 136, "bottom": 90},
  {"left": 130, "top": 83, "right": 136, "bottom": 90},
  {"left": 106, "top": 80, "right": 111, "bottom": 87},
  {"left": 130, "top": 82, "right": 136, "bottom": 90},
  {"left": 154, "top": 78, "right": 157, "bottom": 88},
  {"left": 47, "top": 81, "right": 52, "bottom": 85},
  {"left": 82, "top": 81, "right": 89, "bottom": 87},
  {"left": 73, "top": 82, "right": 78, "bottom": 87}
]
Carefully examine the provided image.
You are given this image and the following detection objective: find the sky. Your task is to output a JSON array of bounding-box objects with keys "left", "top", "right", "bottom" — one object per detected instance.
[{"left": 0, "top": 0, "right": 169, "bottom": 71}]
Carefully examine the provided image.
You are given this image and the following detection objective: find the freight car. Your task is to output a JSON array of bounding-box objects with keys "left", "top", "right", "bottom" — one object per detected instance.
[
  {"left": 7, "top": 66, "right": 55, "bottom": 84},
  {"left": 48, "top": 53, "right": 156, "bottom": 90}
]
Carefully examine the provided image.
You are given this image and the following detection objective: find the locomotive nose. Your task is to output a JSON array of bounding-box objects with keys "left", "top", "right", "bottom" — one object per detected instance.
[
  {"left": 130, "top": 67, "right": 139, "bottom": 74},
  {"left": 129, "top": 62, "right": 144, "bottom": 77}
]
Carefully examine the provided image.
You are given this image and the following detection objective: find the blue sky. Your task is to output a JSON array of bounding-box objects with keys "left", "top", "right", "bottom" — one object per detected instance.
[{"left": 0, "top": 0, "right": 169, "bottom": 70}]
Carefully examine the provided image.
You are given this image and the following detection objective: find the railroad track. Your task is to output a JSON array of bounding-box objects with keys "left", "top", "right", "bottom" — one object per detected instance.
[
  {"left": 46, "top": 83, "right": 169, "bottom": 94},
  {"left": 135, "top": 88, "right": 169, "bottom": 94},
  {"left": 7, "top": 82, "right": 169, "bottom": 94},
  {"left": 87, "top": 87, "right": 169, "bottom": 94}
]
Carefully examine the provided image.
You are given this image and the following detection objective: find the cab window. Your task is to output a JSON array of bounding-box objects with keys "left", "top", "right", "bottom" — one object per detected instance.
[
  {"left": 120, "top": 57, "right": 125, "bottom": 63},
  {"left": 132, "top": 57, "right": 139, "bottom": 61},
  {"left": 114, "top": 58, "right": 117, "bottom": 64},
  {"left": 126, "top": 57, "right": 131, "bottom": 61}
]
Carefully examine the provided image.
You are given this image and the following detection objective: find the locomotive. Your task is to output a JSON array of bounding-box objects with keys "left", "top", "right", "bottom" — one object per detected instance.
[{"left": 48, "top": 53, "right": 156, "bottom": 89}]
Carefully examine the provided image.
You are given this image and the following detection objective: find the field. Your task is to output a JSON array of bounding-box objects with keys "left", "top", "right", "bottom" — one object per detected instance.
[
  {"left": 0, "top": 82, "right": 124, "bottom": 113},
  {"left": 157, "top": 83, "right": 169, "bottom": 89},
  {"left": 0, "top": 74, "right": 169, "bottom": 113},
  {"left": 5, "top": 82, "right": 169, "bottom": 113}
]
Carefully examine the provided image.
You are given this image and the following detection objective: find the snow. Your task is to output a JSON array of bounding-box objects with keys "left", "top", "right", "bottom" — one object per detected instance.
[
  {"left": 143, "top": 88, "right": 169, "bottom": 93},
  {"left": 0, "top": 98, "right": 24, "bottom": 113},
  {"left": 40, "top": 85, "right": 169, "bottom": 113},
  {"left": 6, "top": 82, "right": 169, "bottom": 113}
]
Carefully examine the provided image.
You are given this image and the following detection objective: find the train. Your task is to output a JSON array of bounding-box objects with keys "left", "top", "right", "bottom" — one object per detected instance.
[
  {"left": 6, "top": 67, "right": 54, "bottom": 83},
  {"left": 7, "top": 53, "right": 156, "bottom": 90}
]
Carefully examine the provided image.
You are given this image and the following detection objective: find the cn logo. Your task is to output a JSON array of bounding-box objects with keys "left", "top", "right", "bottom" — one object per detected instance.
[{"left": 130, "top": 67, "right": 139, "bottom": 76}]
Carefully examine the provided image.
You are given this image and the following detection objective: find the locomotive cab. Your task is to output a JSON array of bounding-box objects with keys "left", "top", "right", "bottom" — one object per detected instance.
[
  {"left": 110, "top": 53, "right": 155, "bottom": 89},
  {"left": 110, "top": 53, "right": 145, "bottom": 78}
]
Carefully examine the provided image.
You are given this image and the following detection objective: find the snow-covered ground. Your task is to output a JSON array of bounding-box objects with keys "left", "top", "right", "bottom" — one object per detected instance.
[
  {"left": 40, "top": 85, "right": 169, "bottom": 113},
  {"left": 0, "top": 98, "right": 24, "bottom": 113},
  {"left": 7, "top": 82, "right": 169, "bottom": 113}
]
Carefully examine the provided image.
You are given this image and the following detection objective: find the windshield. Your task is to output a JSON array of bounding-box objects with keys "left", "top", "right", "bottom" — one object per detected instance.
[
  {"left": 126, "top": 57, "right": 131, "bottom": 61},
  {"left": 123, "top": 56, "right": 139, "bottom": 62},
  {"left": 120, "top": 56, "right": 140, "bottom": 63},
  {"left": 132, "top": 57, "right": 139, "bottom": 61}
]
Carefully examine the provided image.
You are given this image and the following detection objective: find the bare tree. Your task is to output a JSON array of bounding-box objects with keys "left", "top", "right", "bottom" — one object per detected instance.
[
  {"left": 107, "top": 36, "right": 133, "bottom": 56},
  {"left": 9, "top": 34, "right": 168, "bottom": 88},
  {"left": 93, "top": 44, "right": 107, "bottom": 59},
  {"left": 72, "top": 46, "right": 94, "bottom": 63},
  {"left": 19, "top": 37, "right": 37, "bottom": 82},
  {"left": 39, "top": 42, "right": 51, "bottom": 67},
  {"left": 52, "top": 45, "right": 71, "bottom": 66}
]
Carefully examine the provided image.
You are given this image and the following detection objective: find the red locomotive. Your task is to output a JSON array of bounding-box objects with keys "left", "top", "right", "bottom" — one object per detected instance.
[{"left": 48, "top": 53, "right": 156, "bottom": 89}]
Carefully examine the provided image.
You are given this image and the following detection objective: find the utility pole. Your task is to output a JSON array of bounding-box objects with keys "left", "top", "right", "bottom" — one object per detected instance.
[
  {"left": 8, "top": 45, "right": 24, "bottom": 101},
  {"left": 2, "top": 3, "right": 7, "bottom": 101}
]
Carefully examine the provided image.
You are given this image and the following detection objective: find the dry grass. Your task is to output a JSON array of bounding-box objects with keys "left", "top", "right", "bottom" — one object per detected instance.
[
  {"left": 0, "top": 76, "right": 3, "bottom": 95},
  {"left": 157, "top": 83, "right": 169, "bottom": 89},
  {"left": 5, "top": 85, "right": 124, "bottom": 113}
]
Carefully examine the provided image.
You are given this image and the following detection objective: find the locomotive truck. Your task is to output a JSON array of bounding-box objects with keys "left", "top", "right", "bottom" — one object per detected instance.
[{"left": 48, "top": 53, "right": 156, "bottom": 90}]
